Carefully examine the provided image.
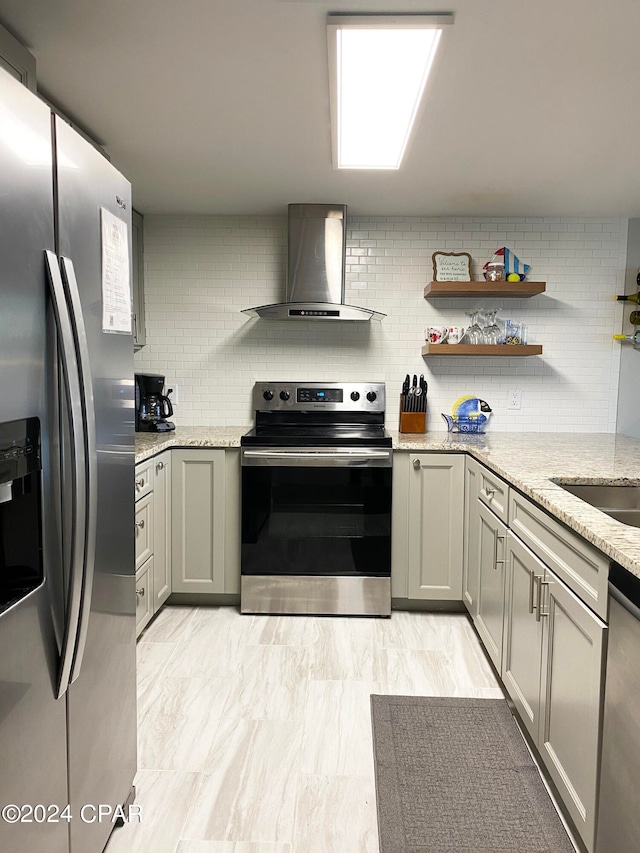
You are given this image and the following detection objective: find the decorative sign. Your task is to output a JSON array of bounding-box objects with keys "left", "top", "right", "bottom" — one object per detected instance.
[{"left": 432, "top": 251, "right": 472, "bottom": 282}]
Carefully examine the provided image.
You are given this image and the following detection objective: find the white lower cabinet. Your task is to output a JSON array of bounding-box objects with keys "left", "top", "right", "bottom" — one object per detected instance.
[
  {"left": 134, "top": 450, "right": 171, "bottom": 636},
  {"left": 152, "top": 453, "right": 171, "bottom": 610},
  {"left": 392, "top": 452, "right": 464, "bottom": 600},
  {"left": 465, "top": 462, "right": 511, "bottom": 673},
  {"left": 503, "top": 531, "right": 606, "bottom": 853},
  {"left": 465, "top": 460, "right": 607, "bottom": 853},
  {"left": 474, "top": 501, "right": 507, "bottom": 672},
  {"left": 171, "top": 448, "right": 240, "bottom": 595},
  {"left": 134, "top": 483, "right": 154, "bottom": 636},
  {"left": 462, "top": 457, "right": 480, "bottom": 615},
  {"left": 135, "top": 558, "right": 153, "bottom": 635},
  {"left": 501, "top": 532, "right": 544, "bottom": 740},
  {"left": 134, "top": 446, "right": 240, "bottom": 631}
]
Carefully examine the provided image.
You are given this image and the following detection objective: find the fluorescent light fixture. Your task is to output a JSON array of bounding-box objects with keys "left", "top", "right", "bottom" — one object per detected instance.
[{"left": 327, "top": 14, "right": 453, "bottom": 170}]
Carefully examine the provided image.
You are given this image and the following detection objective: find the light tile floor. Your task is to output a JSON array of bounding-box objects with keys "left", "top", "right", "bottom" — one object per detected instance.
[{"left": 104, "top": 605, "right": 536, "bottom": 853}]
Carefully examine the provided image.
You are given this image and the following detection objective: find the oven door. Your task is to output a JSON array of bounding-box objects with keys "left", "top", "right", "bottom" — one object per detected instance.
[{"left": 240, "top": 447, "right": 392, "bottom": 615}]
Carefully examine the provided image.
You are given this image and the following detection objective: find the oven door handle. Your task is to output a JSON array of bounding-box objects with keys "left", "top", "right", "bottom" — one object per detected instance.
[{"left": 241, "top": 448, "right": 392, "bottom": 467}]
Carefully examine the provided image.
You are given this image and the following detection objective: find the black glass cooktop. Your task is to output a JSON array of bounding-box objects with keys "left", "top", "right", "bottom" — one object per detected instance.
[{"left": 241, "top": 424, "right": 392, "bottom": 448}]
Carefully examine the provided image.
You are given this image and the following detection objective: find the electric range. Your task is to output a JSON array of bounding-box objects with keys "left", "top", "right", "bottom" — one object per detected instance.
[{"left": 240, "top": 382, "right": 392, "bottom": 616}]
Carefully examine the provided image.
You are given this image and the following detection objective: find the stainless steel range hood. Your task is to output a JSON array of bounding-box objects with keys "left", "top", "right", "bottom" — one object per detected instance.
[{"left": 242, "top": 203, "right": 385, "bottom": 321}]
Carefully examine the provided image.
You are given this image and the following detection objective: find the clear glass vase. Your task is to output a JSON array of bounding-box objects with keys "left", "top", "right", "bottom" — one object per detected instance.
[{"left": 504, "top": 320, "right": 527, "bottom": 345}]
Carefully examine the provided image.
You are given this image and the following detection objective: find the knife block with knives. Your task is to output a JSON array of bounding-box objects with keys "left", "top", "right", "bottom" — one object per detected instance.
[{"left": 399, "top": 374, "right": 427, "bottom": 433}]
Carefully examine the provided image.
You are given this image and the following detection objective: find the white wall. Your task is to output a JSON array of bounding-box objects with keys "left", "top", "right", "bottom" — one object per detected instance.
[{"left": 134, "top": 214, "right": 627, "bottom": 432}]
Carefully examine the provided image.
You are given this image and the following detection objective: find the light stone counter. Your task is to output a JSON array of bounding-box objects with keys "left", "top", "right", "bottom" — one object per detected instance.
[
  {"left": 392, "top": 430, "right": 640, "bottom": 581},
  {"left": 135, "top": 427, "right": 244, "bottom": 463},
  {"left": 135, "top": 428, "right": 640, "bottom": 581}
]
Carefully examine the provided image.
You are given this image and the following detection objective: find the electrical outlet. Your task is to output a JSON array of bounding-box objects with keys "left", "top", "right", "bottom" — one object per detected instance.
[
  {"left": 168, "top": 384, "right": 178, "bottom": 404},
  {"left": 508, "top": 389, "right": 522, "bottom": 410}
]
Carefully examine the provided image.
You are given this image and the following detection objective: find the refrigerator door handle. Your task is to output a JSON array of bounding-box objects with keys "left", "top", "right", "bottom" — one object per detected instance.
[
  {"left": 60, "top": 256, "right": 98, "bottom": 686},
  {"left": 44, "top": 250, "right": 88, "bottom": 699}
]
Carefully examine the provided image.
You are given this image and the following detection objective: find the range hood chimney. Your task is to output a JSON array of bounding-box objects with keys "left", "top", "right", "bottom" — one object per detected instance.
[{"left": 242, "top": 203, "right": 385, "bottom": 321}]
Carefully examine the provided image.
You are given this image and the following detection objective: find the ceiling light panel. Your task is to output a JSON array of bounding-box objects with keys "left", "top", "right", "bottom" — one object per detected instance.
[{"left": 327, "top": 15, "right": 453, "bottom": 170}]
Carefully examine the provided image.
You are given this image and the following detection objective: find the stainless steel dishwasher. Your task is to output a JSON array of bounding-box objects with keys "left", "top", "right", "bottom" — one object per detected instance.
[{"left": 595, "top": 562, "right": 640, "bottom": 852}]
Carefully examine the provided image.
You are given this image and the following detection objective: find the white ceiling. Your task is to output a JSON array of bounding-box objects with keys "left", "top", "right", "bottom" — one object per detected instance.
[{"left": 1, "top": 0, "right": 639, "bottom": 218}]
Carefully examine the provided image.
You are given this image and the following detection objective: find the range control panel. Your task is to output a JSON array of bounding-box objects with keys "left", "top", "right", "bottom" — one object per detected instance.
[
  {"left": 297, "top": 387, "right": 343, "bottom": 404},
  {"left": 253, "top": 382, "right": 385, "bottom": 413}
]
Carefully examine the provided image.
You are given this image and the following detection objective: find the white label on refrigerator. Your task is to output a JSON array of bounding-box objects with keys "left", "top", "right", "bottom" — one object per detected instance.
[{"left": 101, "top": 207, "right": 131, "bottom": 333}]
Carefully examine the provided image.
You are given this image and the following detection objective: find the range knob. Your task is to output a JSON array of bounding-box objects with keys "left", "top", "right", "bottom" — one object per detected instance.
[
  {"left": 279, "top": 390, "right": 290, "bottom": 401},
  {"left": 350, "top": 391, "right": 360, "bottom": 401},
  {"left": 263, "top": 390, "right": 274, "bottom": 401},
  {"left": 366, "top": 391, "right": 377, "bottom": 402}
]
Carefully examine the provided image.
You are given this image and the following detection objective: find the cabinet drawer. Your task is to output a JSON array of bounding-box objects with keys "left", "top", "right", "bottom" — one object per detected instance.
[
  {"left": 135, "top": 460, "right": 153, "bottom": 500},
  {"left": 478, "top": 464, "right": 509, "bottom": 523},
  {"left": 135, "top": 492, "right": 154, "bottom": 571},
  {"left": 509, "top": 490, "right": 609, "bottom": 620},
  {"left": 135, "top": 560, "right": 153, "bottom": 636}
]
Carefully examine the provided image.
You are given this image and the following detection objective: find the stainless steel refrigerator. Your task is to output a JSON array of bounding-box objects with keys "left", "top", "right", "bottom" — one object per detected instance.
[{"left": 0, "top": 66, "right": 137, "bottom": 853}]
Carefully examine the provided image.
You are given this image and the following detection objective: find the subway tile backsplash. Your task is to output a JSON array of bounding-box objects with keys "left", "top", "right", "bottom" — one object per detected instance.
[{"left": 134, "top": 215, "right": 626, "bottom": 431}]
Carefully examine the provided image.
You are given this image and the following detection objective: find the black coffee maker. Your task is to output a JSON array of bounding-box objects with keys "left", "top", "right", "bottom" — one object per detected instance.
[{"left": 134, "top": 374, "right": 175, "bottom": 432}]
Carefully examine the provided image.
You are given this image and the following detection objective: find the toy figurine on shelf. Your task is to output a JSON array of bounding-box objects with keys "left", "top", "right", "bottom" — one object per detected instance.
[{"left": 483, "top": 247, "right": 530, "bottom": 282}]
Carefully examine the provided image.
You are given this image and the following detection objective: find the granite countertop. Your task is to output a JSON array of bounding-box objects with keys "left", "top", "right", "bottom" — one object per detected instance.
[
  {"left": 135, "top": 428, "right": 640, "bottom": 580},
  {"left": 393, "top": 431, "right": 640, "bottom": 580},
  {"left": 135, "top": 427, "right": 243, "bottom": 462}
]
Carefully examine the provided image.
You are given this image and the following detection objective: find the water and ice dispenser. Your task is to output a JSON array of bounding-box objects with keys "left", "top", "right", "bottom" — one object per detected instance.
[{"left": 0, "top": 418, "right": 42, "bottom": 614}]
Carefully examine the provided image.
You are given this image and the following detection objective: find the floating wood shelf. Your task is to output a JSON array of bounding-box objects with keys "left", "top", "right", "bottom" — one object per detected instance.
[
  {"left": 424, "top": 281, "right": 546, "bottom": 299},
  {"left": 422, "top": 344, "right": 543, "bottom": 357}
]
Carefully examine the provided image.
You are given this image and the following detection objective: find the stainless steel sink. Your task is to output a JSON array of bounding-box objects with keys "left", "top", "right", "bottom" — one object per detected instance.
[{"left": 558, "top": 483, "right": 640, "bottom": 527}]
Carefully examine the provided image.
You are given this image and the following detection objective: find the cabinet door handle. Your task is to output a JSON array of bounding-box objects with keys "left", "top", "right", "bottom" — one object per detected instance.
[
  {"left": 135, "top": 478, "right": 145, "bottom": 489},
  {"left": 412, "top": 458, "right": 421, "bottom": 470},
  {"left": 535, "top": 576, "right": 551, "bottom": 621},
  {"left": 534, "top": 575, "right": 542, "bottom": 620},
  {"left": 539, "top": 578, "right": 550, "bottom": 619},
  {"left": 493, "top": 532, "right": 506, "bottom": 568},
  {"left": 156, "top": 461, "right": 164, "bottom": 471},
  {"left": 136, "top": 587, "right": 145, "bottom": 597},
  {"left": 529, "top": 569, "right": 536, "bottom": 614},
  {"left": 135, "top": 519, "right": 145, "bottom": 530}
]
